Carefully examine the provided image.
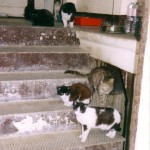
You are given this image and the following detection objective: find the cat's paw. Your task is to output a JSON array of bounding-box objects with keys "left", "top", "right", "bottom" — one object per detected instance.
[
  {"left": 63, "top": 26, "right": 67, "bottom": 28},
  {"left": 69, "top": 22, "right": 74, "bottom": 28},
  {"left": 64, "top": 103, "right": 70, "bottom": 106},
  {"left": 64, "top": 102, "right": 72, "bottom": 107},
  {"left": 70, "top": 25, "right": 74, "bottom": 28},
  {"left": 106, "top": 130, "right": 116, "bottom": 138},
  {"left": 81, "top": 136, "right": 87, "bottom": 143}
]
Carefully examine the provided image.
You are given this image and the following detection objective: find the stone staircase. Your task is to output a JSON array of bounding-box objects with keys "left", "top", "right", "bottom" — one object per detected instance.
[{"left": 0, "top": 18, "right": 125, "bottom": 150}]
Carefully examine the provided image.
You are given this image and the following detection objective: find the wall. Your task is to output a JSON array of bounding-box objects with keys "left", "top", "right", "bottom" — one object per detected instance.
[
  {"left": 64, "top": 0, "right": 137, "bottom": 15},
  {"left": 129, "top": 0, "right": 150, "bottom": 150},
  {"left": 0, "top": 0, "right": 54, "bottom": 17},
  {"left": 135, "top": 13, "right": 150, "bottom": 149}
]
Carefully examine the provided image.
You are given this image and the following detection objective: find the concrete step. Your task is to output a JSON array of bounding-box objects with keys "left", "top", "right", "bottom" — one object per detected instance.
[
  {"left": 0, "top": 129, "right": 125, "bottom": 150},
  {"left": 0, "top": 71, "right": 89, "bottom": 101},
  {"left": 0, "top": 101, "right": 78, "bottom": 136},
  {"left": 0, "top": 96, "right": 124, "bottom": 149},
  {"left": 0, "top": 46, "right": 91, "bottom": 72},
  {"left": 0, "top": 98, "right": 65, "bottom": 115},
  {"left": 0, "top": 26, "right": 79, "bottom": 46}
]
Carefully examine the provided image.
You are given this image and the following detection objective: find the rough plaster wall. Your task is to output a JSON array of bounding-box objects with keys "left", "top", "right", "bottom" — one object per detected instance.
[
  {"left": 129, "top": 0, "right": 149, "bottom": 150},
  {"left": 135, "top": 15, "right": 149, "bottom": 150}
]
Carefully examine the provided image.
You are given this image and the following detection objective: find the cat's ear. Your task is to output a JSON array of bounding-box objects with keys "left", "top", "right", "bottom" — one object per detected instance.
[
  {"left": 57, "top": 86, "right": 61, "bottom": 91},
  {"left": 67, "top": 86, "right": 72, "bottom": 92},
  {"left": 83, "top": 104, "right": 88, "bottom": 109},
  {"left": 80, "top": 103, "right": 87, "bottom": 113}
]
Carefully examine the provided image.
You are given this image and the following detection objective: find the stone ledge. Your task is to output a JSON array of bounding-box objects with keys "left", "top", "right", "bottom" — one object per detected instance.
[{"left": 76, "top": 28, "right": 137, "bottom": 73}]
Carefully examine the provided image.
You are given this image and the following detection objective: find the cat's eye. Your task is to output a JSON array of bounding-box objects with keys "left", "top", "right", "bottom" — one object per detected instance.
[{"left": 65, "top": 93, "right": 69, "bottom": 95}]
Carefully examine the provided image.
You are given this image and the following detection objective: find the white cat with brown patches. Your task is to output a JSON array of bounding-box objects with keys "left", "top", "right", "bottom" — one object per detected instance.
[
  {"left": 57, "top": 83, "right": 91, "bottom": 106},
  {"left": 73, "top": 101, "right": 121, "bottom": 142}
]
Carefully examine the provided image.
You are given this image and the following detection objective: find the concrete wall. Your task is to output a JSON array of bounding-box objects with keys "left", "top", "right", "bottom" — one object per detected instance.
[
  {"left": 129, "top": 0, "right": 150, "bottom": 150},
  {"left": 64, "top": 0, "right": 137, "bottom": 15},
  {"left": 0, "top": 0, "right": 54, "bottom": 17}
]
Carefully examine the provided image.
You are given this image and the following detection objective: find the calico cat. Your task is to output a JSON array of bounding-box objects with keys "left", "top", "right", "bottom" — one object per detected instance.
[
  {"left": 59, "top": 2, "right": 76, "bottom": 28},
  {"left": 24, "top": 0, "right": 54, "bottom": 26},
  {"left": 65, "top": 67, "right": 114, "bottom": 97},
  {"left": 73, "top": 101, "right": 121, "bottom": 142},
  {"left": 57, "top": 83, "right": 91, "bottom": 106}
]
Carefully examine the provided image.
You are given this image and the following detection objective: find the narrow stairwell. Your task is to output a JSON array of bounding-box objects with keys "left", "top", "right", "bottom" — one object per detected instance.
[{"left": 0, "top": 18, "right": 125, "bottom": 150}]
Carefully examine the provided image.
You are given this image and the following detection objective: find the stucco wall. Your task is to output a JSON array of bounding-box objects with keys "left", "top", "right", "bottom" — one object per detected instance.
[{"left": 129, "top": 0, "right": 150, "bottom": 150}]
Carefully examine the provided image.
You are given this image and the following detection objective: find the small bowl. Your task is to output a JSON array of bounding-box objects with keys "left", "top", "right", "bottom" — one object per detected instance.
[{"left": 101, "top": 24, "right": 125, "bottom": 33}]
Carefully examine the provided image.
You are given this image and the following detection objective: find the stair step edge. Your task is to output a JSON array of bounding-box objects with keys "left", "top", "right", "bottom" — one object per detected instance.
[
  {"left": 0, "top": 98, "right": 72, "bottom": 116},
  {"left": 0, "top": 129, "right": 125, "bottom": 150},
  {"left": 0, "top": 46, "right": 90, "bottom": 53},
  {"left": 0, "top": 71, "right": 90, "bottom": 81}
]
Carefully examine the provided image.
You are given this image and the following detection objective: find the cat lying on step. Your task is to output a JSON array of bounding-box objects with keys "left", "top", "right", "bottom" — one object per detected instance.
[
  {"left": 24, "top": 0, "right": 54, "bottom": 26},
  {"left": 57, "top": 83, "right": 91, "bottom": 106},
  {"left": 30, "top": 9, "right": 54, "bottom": 26},
  {"left": 59, "top": 2, "right": 76, "bottom": 28},
  {"left": 65, "top": 67, "right": 114, "bottom": 97},
  {"left": 73, "top": 101, "right": 121, "bottom": 142}
]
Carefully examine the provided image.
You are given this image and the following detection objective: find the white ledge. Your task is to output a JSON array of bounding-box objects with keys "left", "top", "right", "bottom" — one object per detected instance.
[{"left": 76, "top": 28, "right": 138, "bottom": 74}]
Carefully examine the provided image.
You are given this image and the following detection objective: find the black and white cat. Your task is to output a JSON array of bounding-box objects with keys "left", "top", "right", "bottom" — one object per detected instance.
[
  {"left": 59, "top": 2, "right": 76, "bottom": 28},
  {"left": 57, "top": 83, "right": 91, "bottom": 106},
  {"left": 24, "top": 0, "right": 54, "bottom": 26},
  {"left": 73, "top": 101, "right": 121, "bottom": 142}
]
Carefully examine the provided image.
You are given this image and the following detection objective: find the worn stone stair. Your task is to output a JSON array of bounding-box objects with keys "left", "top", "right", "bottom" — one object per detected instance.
[
  {"left": 0, "top": 46, "right": 91, "bottom": 72},
  {"left": 0, "top": 71, "right": 89, "bottom": 102},
  {"left": 0, "top": 18, "right": 125, "bottom": 150}
]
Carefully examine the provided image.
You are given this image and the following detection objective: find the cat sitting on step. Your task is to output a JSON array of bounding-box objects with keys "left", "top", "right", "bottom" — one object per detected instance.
[
  {"left": 73, "top": 101, "right": 121, "bottom": 142},
  {"left": 59, "top": 2, "right": 76, "bottom": 28},
  {"left": 57, "top": 83, "right": 91, "bottom": 106},
  {"left": 24, "top": 0, "right": 54, "bottom": 26},
  {"left": 64, "top": 67, "right": 114, "bottom": 98}
]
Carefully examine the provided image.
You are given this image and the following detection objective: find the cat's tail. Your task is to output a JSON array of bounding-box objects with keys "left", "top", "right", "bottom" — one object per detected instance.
[
  {"left": 113, "top": 123, "right": 121, "bottom": 132},
  {"left": 64, "top": 70, "right": 88, "bottom": 77}
]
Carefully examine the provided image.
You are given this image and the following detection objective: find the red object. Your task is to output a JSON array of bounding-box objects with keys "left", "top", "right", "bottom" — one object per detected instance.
[{"left": 74, "top": 16, "right": 103, "bottom": 26}]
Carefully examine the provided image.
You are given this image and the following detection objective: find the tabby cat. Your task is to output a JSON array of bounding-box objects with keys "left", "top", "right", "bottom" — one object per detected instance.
[
  {"left": 64, "top": 67, "right": 114, "bottom": 97},
  {"left": 57, "top": 83, "right": 91, "bottom": 106}
]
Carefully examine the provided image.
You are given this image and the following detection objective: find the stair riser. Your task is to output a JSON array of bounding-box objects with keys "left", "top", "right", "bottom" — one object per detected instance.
[
  {"left": 0, "top": 110, "right": 78, "bottom": 136},
  {"left": 0, "top": 53, "right": 90, "bottom": 72},
  {"left": 0, "top": 78, "right": 88, "bottom": 101},
  {"left": 66, "top": 142, "right": 123, "bottom": 150},
  {"left": 0, "top": 26, "right": 79, "bottom": 46}
]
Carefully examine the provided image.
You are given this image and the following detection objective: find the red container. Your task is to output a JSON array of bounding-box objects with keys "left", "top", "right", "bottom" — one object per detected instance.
[{"left": 74, "top": 16, "right": 103, "bottom": 26}]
